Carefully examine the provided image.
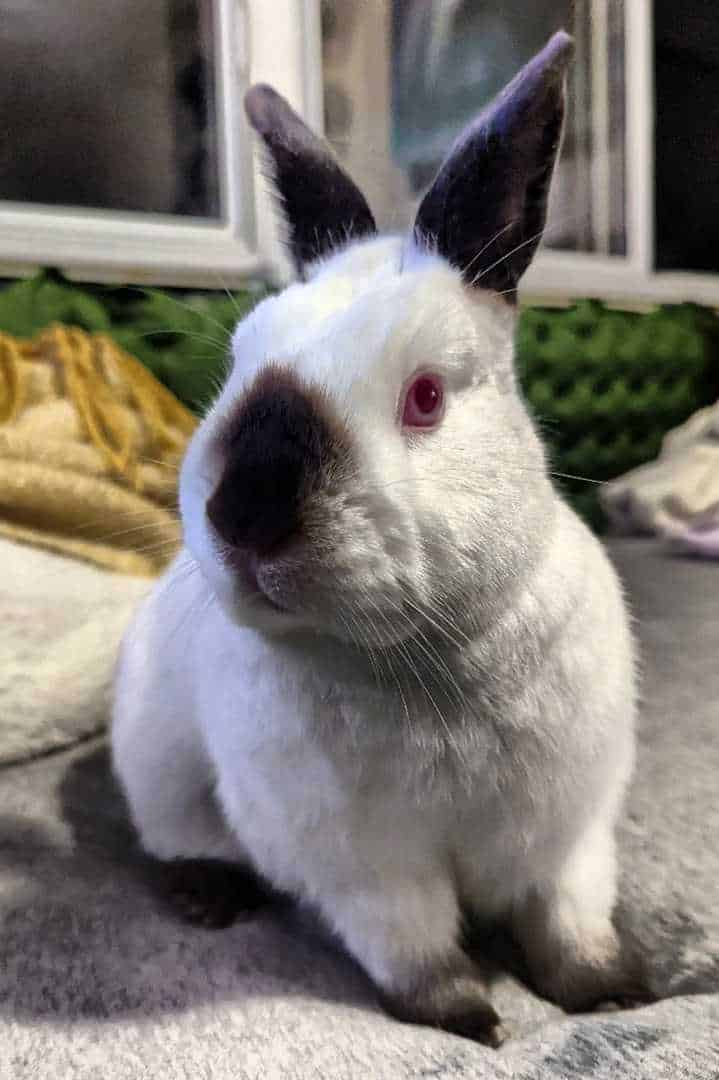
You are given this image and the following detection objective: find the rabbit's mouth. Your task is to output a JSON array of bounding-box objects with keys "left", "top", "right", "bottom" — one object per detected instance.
[
  {"left": 209, "top": 533, "right": 419, "bottom": 645},
  {"left": 222, "top": 546, "right": 295, "bottom": 616}
]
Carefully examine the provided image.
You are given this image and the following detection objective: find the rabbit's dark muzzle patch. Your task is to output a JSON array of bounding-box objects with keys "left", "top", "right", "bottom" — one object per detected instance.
[{"left": 207, "top": 366, "right": 350, "bottom": 555}]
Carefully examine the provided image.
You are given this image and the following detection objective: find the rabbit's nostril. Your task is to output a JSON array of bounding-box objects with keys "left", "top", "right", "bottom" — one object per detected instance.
[
  {"left": 207, "top": 373, "right": 318, "bottom": 554},
  {"left": 206, "top": 466, "right": 301, "bottom": 556},
  {"left": 207, "top": 364, "right": 351, "bottom": 558}
]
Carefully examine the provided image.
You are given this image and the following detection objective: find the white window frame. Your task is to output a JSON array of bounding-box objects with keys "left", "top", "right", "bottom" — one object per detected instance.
[
  {"left": 312, "top": 0, "right": 719, "bottom": 308},
  {"left": 523, "top": 0, "right": 719, "bottom": 307},
  {"left": 0, "top": 0, "right": 321, "bottom": 289},
  {"left": 2, "top": 0, "right": 719, "bottom": 307}
]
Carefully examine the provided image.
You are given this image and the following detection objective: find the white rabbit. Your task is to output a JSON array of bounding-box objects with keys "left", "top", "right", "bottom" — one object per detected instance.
[{"left": 112, "top": 32, "right": 647, "bottom": 1045}]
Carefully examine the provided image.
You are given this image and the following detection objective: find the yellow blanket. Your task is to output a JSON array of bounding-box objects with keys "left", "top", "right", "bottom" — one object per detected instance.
[{"left": 0, "top": 325, "right": 197, "bottom": 576}]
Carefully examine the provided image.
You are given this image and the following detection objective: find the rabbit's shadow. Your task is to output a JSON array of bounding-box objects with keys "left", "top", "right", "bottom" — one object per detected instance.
[{"left": 0, "top": 741, "right": 374, "bottom": 1023}]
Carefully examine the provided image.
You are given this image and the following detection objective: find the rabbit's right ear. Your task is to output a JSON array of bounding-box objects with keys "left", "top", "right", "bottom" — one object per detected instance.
[
  {"left": 245, "top": 85, "right": 377, "bottom": 277},
  {"left": 413, "top": 31, "right": 573, "bottom": 299}
]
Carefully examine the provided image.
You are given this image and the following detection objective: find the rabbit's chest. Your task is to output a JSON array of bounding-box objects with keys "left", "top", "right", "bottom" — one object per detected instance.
[
  {"left": 199, "top": 648, "right": 459, "bottom": 894},
  {"left": 213, "top": 721, "right": 448, "bottom": 896},
  {"left": 195, "top": 626, "right": 572, "bottom": 901}
]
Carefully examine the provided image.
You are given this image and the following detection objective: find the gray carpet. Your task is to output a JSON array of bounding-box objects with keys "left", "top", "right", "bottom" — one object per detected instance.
[{"left": 1, "top": 540, "right": 717, "bottom": 1078}]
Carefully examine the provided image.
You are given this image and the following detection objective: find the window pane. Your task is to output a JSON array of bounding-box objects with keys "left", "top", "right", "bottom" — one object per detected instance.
[
  {"left": 655, "top": 0, "right": 719, "bottom": 273},
  {"left": 322, "top": 0, "right": 626, "bottom": 256},
  {"left": 0, "top": 0, "right": 220, "bottom": 218}
]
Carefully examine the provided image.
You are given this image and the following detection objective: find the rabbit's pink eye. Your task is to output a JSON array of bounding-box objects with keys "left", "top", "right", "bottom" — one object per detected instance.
[{"left": 401, "top": 374, "right": 444, "bottom": 429}]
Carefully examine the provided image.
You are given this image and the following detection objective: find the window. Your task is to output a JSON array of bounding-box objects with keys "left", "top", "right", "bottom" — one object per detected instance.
[
  {"left": 1, "top": 0, "right": 220, "bottom": 218},
  {"left": 322, "top": 0, "right": 626, "bottom": 257},
  {"left": 320, "top": 0, "right": 719, "bottom": 306},
  {"left": 1, "top": 0, "right": 718, "bottom": 305},
  {"left": 0, "top": 0, "right": 275, "bottom": 286},
  {"left": 654, "top": 0, "right": 719, "bottom": 274}
]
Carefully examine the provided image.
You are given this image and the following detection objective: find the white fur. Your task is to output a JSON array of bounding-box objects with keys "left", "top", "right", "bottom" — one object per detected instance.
[{"left": 113, "top": 236, "right": 636, "bottom": 1003}]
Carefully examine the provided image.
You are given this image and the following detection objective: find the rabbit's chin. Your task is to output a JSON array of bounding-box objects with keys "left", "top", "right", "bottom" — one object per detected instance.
[
  {"left": 213, "top": 579, "right": 421, "bottom": 648},
  {"left": 194, "top": 551, "right": 420, "bottom": 648},
  {"left": 216, "top": 589, "right": 310, "bottom": 637}
]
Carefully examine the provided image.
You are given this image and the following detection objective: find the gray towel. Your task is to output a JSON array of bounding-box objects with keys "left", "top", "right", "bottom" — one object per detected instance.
[{"left": 0, "top": 538, "right": 149, "bottom": 766}]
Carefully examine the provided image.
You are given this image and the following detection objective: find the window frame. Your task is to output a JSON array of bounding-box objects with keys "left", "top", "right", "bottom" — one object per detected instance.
[
  {"left": 2, "top": 0, "right": 719, "bottom": 307},
  {"left": 314, "top": 0, "right": 719, "bottom": 308},
  {"left": 0, "top": 0, "right": 320, "bottom": 289},
  {"left": 523, "top": 0, "right": 719, "bottom": 307}
]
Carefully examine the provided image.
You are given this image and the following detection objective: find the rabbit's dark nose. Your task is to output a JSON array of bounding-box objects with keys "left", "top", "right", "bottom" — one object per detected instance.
[{"left": 206, "top": 368, "right": 345, "bottom": 555}]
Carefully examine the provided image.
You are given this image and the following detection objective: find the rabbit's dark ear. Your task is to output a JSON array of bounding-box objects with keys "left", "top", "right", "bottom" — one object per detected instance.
[
  {"left": 413, "top": 31, "right": 573, "bottom": 299},
  {"left": 245, "top": 85, "right": 377, "bottom": 276}
]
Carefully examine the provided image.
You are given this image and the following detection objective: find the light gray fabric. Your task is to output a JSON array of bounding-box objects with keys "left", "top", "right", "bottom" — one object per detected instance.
[
  {"left": 1, "top": 539, "right": 717, "bottom": 1078},
  {"left": 600, "top": 401, "right": 719, "bottom": 556},
  {"left": 0, "top": 539, "right": 149, "bottom": 765}
]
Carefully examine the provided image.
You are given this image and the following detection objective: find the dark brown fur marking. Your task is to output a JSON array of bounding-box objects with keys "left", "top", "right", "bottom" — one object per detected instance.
[
  {"left": 207, "top": 365, "right": 352, "bottom": 554},
  {"left": 379, "top": 951, "right": 507, "bottom": 1047}
]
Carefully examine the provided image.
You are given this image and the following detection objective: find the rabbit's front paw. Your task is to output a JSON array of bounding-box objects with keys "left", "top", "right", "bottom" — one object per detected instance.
[
  {"left": 382, "top": 963, "right": 507, "bottom": 1047},
  {"left": 548, "top": 940, "right": 655, "bottom": 1015},
  {"left": 519, "top": 903, "right": 654, "bottom": 1014}
]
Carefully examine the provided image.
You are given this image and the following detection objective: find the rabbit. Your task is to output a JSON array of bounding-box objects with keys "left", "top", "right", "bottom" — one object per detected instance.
[{"left": 112, "top": 31, "right": 649, "bottom": 1046}]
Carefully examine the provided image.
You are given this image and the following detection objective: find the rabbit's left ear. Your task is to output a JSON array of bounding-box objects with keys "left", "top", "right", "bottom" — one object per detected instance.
[
  {"left": 245, "top": 84, "right": 377, "bottom": 276},
  {"left": 413, "top": 31, "right": 573, "bottom": 299}
]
